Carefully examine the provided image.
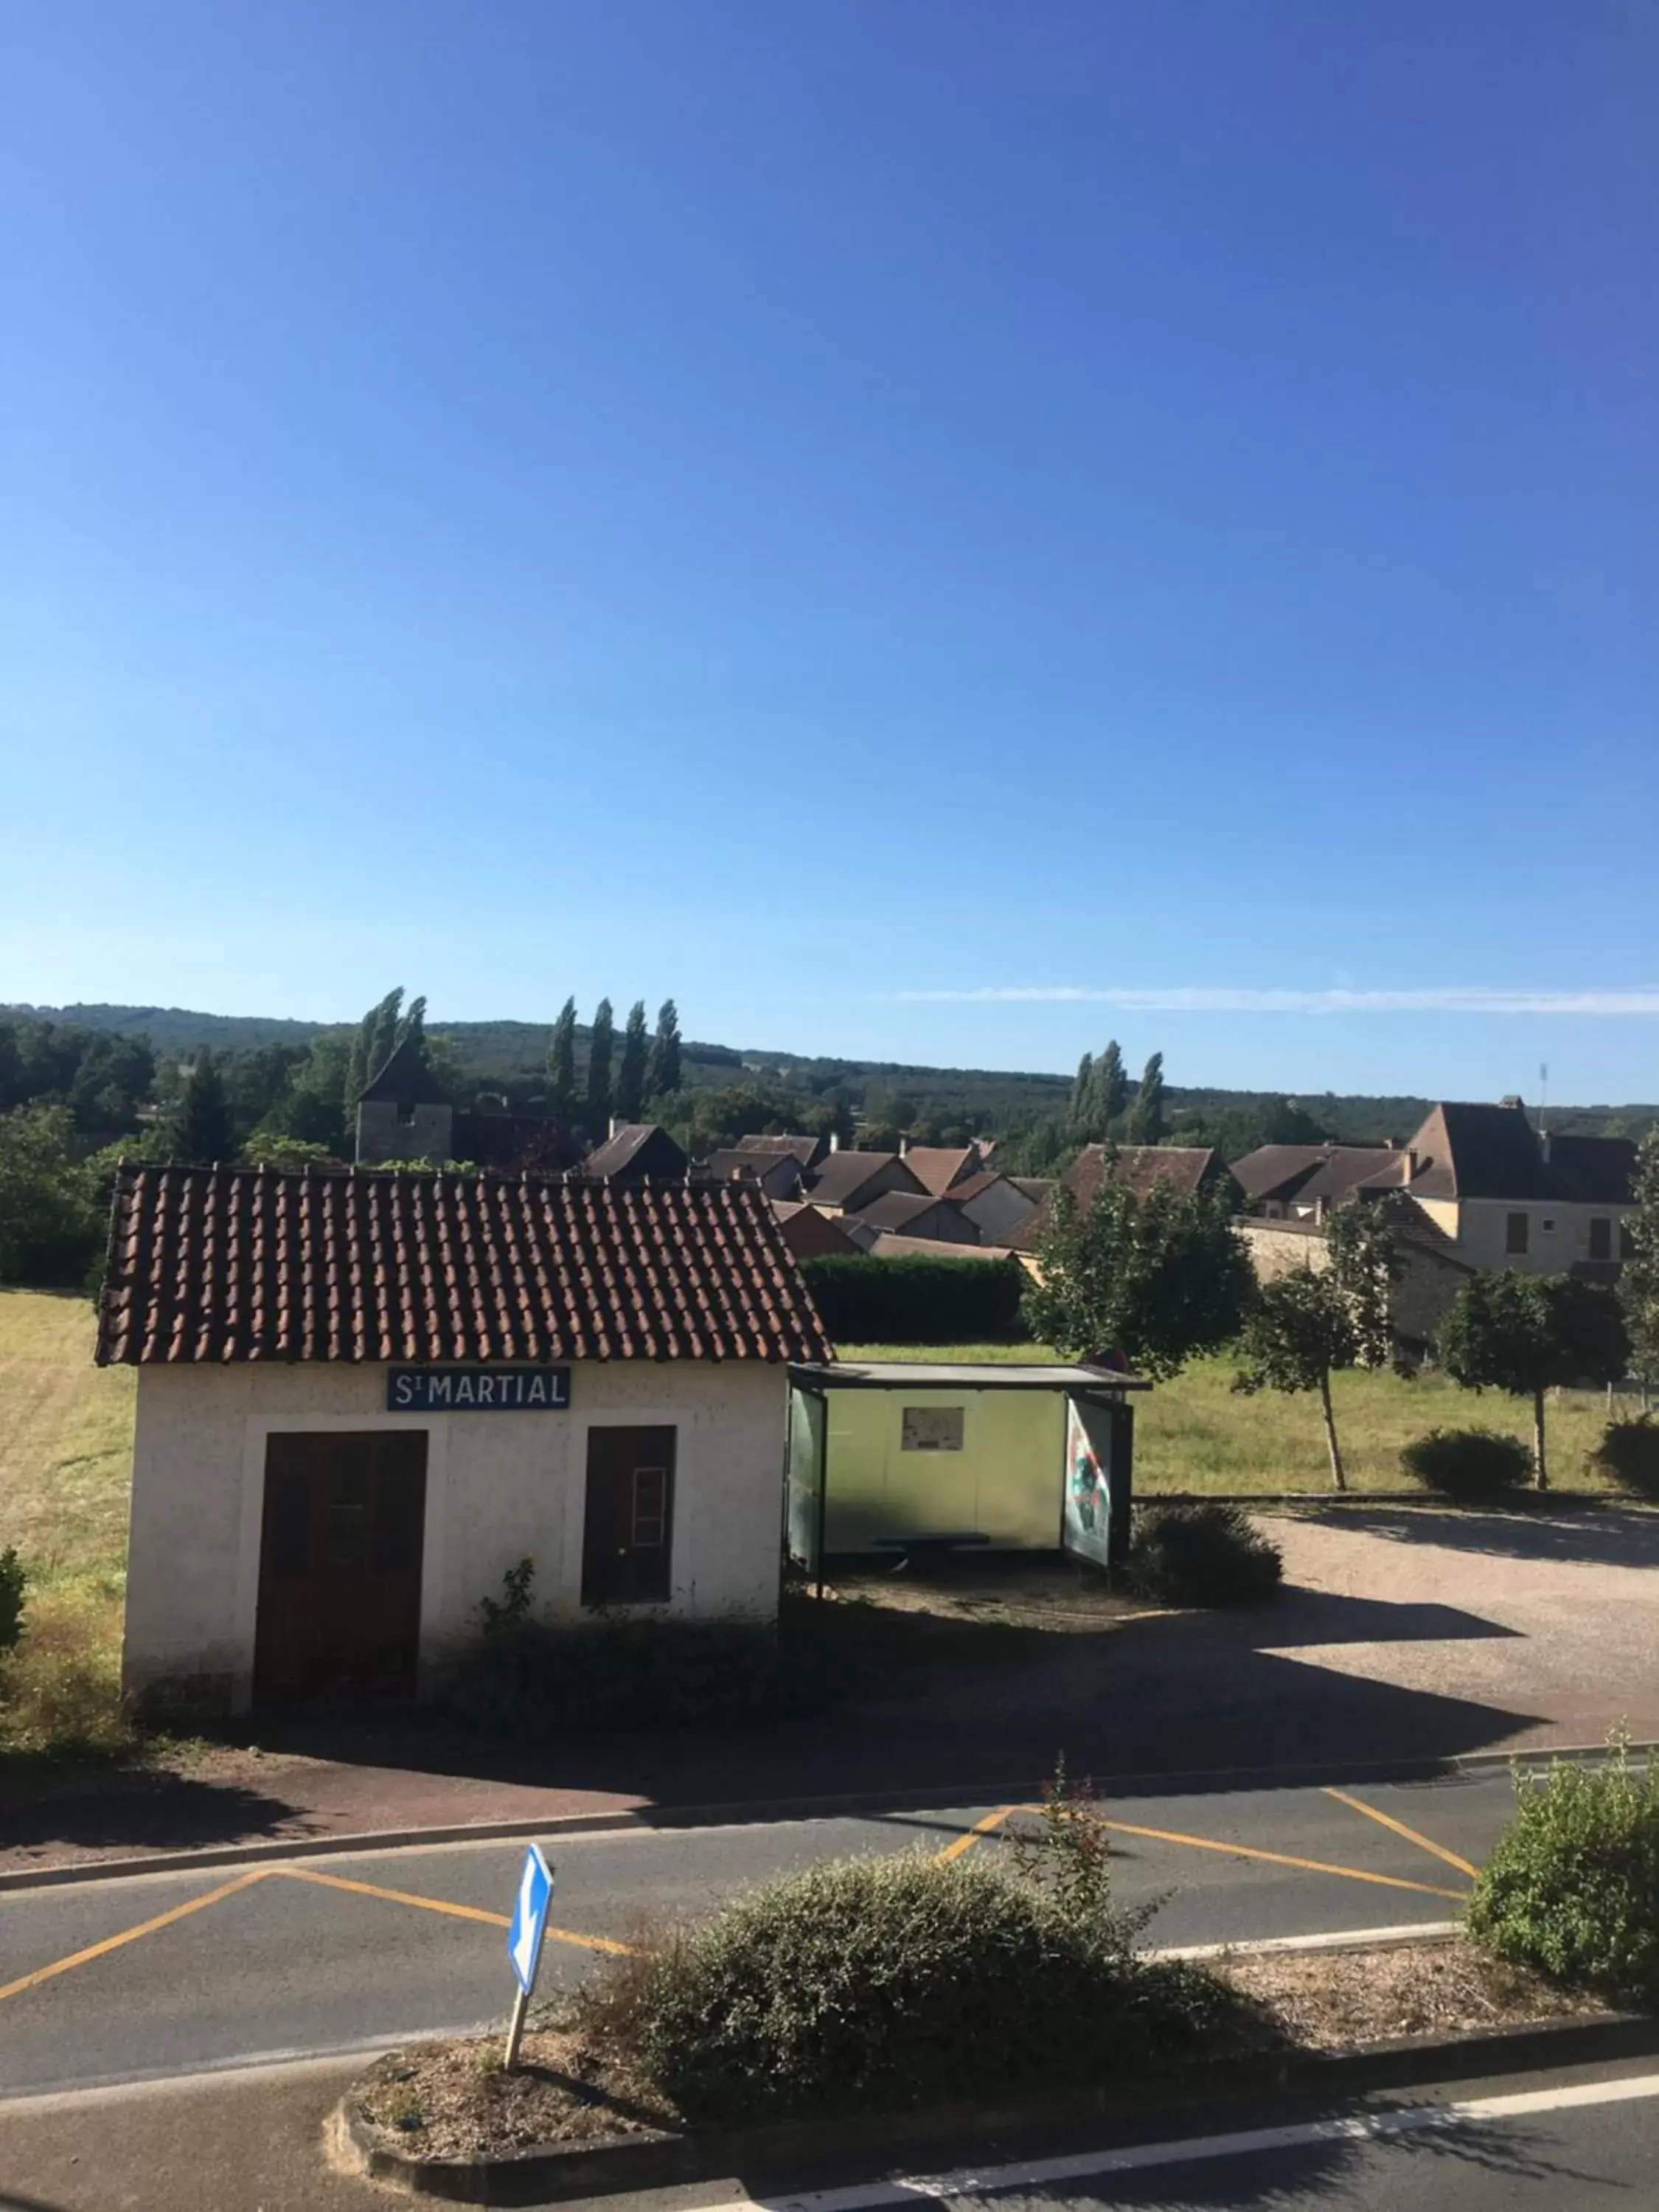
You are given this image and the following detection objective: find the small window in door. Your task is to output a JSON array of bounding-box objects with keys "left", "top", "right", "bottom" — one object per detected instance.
[
  {"left": 582, "top": 1427, "right": 676, "bottom": 1607},
  {"left": 901, "top": 1407, "right": 964, "bottom": 1452},
  {"left": 1589, "top": 1217, "right": 1613, "bottom": 1262},
  {"left": 1506, "top": 1213, "right": 1529, "bottom": 1255}
]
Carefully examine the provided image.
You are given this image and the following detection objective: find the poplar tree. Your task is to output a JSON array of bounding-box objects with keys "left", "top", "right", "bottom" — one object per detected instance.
[
  {"left": 1126, "top": 1051, "right": 1166, "bottom": 1143},
  {"left": 647, "top": 998, "right": 683, "bottom": 1099},
  {"left": 364, "top": 989, "right": 404, "bottom": 1088},
  {"left": 399, "top": 995, "right": 427, "bottom": 1060},
  {"left": 616, "top": 1001, "right": 650, "bottom": 1123},
  {"left": 1096, "top": 1040, "right": 1128, "bottom": 1133},
  {"left": 587, "top": 998, "right": 615, "bottom": 1131},
  {"left": 546, "top": 998, "right": 579, "bottom": 1121},
  {"left": 1069, "top": 1052, "right": 1094, "bottom": 1132}
]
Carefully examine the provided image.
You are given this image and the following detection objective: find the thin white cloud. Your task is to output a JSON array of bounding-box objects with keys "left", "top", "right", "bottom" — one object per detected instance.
[{"left": 888, "top": 986, "right": 1659, "bottom": 1016}]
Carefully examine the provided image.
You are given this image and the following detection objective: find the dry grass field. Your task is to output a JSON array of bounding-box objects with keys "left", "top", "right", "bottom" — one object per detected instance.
[{"left": 0, "top": 1290, "right": 134, "bottom": 1755}]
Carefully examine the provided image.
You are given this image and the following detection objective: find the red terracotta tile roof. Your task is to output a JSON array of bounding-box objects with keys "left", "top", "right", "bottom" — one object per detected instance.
[{"left": 97, "top": 1165, "right": 832, "bottom": 1367}]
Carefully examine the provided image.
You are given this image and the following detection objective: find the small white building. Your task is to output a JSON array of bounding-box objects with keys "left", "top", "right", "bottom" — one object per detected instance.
[{"left": 100, "top": 1165, "right": 830, "bottom": 1717}]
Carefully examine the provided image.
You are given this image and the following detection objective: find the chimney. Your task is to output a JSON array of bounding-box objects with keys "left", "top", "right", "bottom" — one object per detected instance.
[
  {"left": 1540, "top": 1130, "right": 1552, "bottom": 1164},
  {"left": 609, "top": 1115, "right": 621, "bottom": 1141},
  {"left": 898, "top": 1134, "right": 908, "bottom": 1156},
  {"left": 829, "top": 1130, "right": 840, "bottom": 1153},
  {"left": 1403, "top": 1147, "right": 1418, "bottom": 1181}
]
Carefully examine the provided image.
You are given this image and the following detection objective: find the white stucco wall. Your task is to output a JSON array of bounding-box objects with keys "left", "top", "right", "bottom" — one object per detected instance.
[{"left": 122, "top": 1358, "right": 790, "bottom": 1713}]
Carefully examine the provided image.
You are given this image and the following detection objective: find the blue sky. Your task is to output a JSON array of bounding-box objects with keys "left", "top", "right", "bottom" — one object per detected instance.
[{"left": 2, "top": 2, "right": 1655, "bottom": 1102}]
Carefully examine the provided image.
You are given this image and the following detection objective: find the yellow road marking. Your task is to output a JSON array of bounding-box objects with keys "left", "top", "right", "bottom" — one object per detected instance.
[
  {"left": 1322, "top": 1788, "right": 1481, "bottom": 1880},
  {"left": 1097, "top": 1818, "right": 1466, "bottom": 1899},
  {"left": 0, "top": 1868, "right": 272, "bottom": 2004},
  {"left": 272, "top": 1864, "right": 637, "bottom": 1953},
  {"left": 935, "top": 1806, "right": 1019, "bottom": 1862}
]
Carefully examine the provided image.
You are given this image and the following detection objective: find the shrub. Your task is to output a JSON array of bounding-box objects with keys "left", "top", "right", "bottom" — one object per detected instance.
[
  {"left": 0, "top": 1548, "right": 26, "bottom": 1662},
  {"left": 1467, "top": 1739, "right": 1659, "bottom": 2006},
  {"left": 0, "top": 1579, "right": 131, "bottom": 1759},
  {"left": 1591, "top": 1418, "right": 1659, "bottom": 1501},
  {"left": 1402, "top": 1427, "right": 1533, "bottom": 1500},
  {"left": 627, "top": 1851, "right": 1219, "bottom": 2124},
  {"left": 1123, "top": 1503, "right": 1283, "bottom": 1607},
  {"left": 799, "top": 1253, "right": 1029, "bottom": 1345}
]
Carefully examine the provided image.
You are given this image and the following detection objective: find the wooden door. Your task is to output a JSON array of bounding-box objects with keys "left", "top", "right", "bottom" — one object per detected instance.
[
  {"left": 254, "top": 1431, "right": 427, "bottom": 1705},
  {"left": 581, "top": 1426, "right": 676, "bottom": 1607}
]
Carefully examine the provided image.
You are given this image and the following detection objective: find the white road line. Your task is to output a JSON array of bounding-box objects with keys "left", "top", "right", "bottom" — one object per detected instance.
[{"left": 740, "top": 2072, "right": 1659, "bottom": 2211}]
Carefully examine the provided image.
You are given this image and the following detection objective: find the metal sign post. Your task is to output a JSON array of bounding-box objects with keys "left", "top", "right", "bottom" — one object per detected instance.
[{"left": 504, "top": 1843, "right": 554, "bottom": 2071}]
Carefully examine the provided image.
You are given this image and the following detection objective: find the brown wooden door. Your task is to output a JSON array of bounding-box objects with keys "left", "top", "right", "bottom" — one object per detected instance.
[
  {"left": 582, "top": 1426, "right": 676, "bottom": 1607},
  {"left": 254, "top": 1432, "right": 427, "bottom": 1705}
]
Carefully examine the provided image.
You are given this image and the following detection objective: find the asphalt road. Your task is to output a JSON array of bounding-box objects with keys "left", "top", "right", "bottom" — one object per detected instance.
[
  {"left": 2, "top": 1768, "right": 1515, "bottom": 2098},
  {"left": 735, "top": 2062, "right": 1659, "bottom": 2212},
  {"left": 1, "top": 2051, "right": 1654, "bottom": 2212}
]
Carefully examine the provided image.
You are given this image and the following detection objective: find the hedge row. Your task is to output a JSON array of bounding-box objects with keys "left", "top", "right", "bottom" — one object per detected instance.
[{"left": 797, "top": 1253, "right": 1031, "bottom": 1345}]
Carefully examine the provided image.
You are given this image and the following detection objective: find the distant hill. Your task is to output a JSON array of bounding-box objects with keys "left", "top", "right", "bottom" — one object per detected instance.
[{"left": 6, "top": 1001, "right": 1652, "bottom": 1140}]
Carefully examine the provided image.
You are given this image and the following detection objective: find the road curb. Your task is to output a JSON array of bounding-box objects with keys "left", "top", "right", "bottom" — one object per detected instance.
[
  {"left": 330, "top": 2009, "right": 1659, "bottom": 2205},
  {"left": 5, "top": 1739, "right": 1651, "bottom": 1893}
]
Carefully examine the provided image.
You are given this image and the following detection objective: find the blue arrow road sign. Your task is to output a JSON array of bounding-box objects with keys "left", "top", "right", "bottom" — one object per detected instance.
[{"left": 507, "top": 1844, "right": 554, "bottom": 1995}]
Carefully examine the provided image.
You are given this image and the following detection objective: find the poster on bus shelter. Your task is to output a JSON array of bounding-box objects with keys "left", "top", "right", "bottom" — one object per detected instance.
[{"left": 1062, "top": 1398, "right": 1115, "bottom": 1569}]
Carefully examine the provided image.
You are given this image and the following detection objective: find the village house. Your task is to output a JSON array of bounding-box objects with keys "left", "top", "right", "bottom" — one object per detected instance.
[
  {"left": 101, "top": 1165, "right": 830, "bottom": 1717},
  {"left": 771, "top": 1200, "right": 864, "bottom": 1259},
  {"left": 583, "top": 1121, "right": 689, "bottom": 1183},
  {"left": 355, "top": 1037, "right": 571, "bottom": 1172},
  {"left": 848, "top": 1189, "right": 981, "bottom": 1245},
  {"left": 701, "top": 1147, "right": 807, "bottom": 1200},
  {"left": 1232, "top": 1102, "right": 1637, "bottom": 1277},
  {"left": 897, "top": 1143, "right": 987, "bottom": 1196},
  {"left": 1004, "top": 1145, "right": 1236, "bottom": 1253},
  {"left": 950, "top": 1170, "right": 1044, "bottom": 1246},
  {"left": 803, "top": 1148, "right": 928, "bottom": 1217}
]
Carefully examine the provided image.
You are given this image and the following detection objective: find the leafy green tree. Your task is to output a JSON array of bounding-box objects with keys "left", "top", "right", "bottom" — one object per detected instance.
[
  {"left": 586, "top": 998, "right": 615, "bottom": 1131},
  {"left": 616, "top": 1001, "right": 650, "bottom": 1124},
  {"left": 1125, "top": 1051, "right": 1166, "bottom": 1144},
  {"left": 647, "top": 998, "right": 683, "bottom": 1100},
  {"left": 1621, "top": 1129, "right": 1659, "bottom": 1398},
  {"left": 1234, "top": 1270, "right": 1358, "bottom": 1488},
  {"left": 546, "top": 998, "right": 579, "bottom": 1121},
  {"left": 1231, "top": 1200, "right": 1405, "bottom": 1489},
  {"left": 1439, "top": 1272, "right": 1630, "bottom": 1489},
  {"left": 238, "top": 1134, "right": 340, "bottom": 1169},
  {"left": 1093, "top": 1040, "right": 1127, "bottom": 1135},
  {"left": 173, "top": 1050, "right": 237, "bottom": 1164},
  {"left": 399, "top": 995, "right": 427, "bottom": 1057},
  {"left": 254, "top": 1034, "right": 353, "bottom": 1155},
  {"left": 0, "top": 1105, "right": 104, "bottom": 1287},
  {"left": 1024, "top": 1177, "right": 1253, "bottom": 1380}
]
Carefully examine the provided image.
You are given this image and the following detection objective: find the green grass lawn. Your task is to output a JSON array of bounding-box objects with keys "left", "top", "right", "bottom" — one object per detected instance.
[{"left": 836, "top": 1343, "right": 1627, "bottom": 1493}]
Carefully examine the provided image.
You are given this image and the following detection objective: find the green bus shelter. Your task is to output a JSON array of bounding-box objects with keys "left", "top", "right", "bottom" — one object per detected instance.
[{"left": 786, "top": 1360, "right": 1151, "bottom": 1580}]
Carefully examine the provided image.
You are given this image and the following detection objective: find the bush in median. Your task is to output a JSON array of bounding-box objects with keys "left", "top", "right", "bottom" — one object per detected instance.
[
  {"left": 1590, "top": 1417, "right": 1659, "bottom": 1502},
  {"left": 1466, "top": 1740, "right": 1659, "bottom": 2008},
  {"left": 1400, "top": 1427, "right": 1533, "bottom": 1502},
  {"left": 1123, "top": 1503, "right": 1283, "bottom": 1607},
  {"left": 625, "top": 1850, "right": 1224, "bottom": 2124}
]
